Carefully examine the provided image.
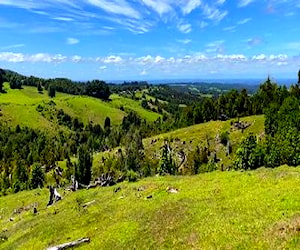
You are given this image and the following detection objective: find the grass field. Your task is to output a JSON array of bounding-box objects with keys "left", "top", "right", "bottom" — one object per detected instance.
[
  {"left": 0, "top": 84, "right": 160, "bottom": 131},
  {"left": 1, "top": 166, "right": 300, "bottom": 249}
]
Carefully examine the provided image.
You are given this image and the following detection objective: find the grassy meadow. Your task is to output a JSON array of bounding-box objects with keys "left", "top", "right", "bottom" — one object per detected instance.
[
  {"left": 0, "top": 83, "right": 161, "bottom": 132},
  {"left": 1, "top": 166, "right": 300, "bottom": 249}
]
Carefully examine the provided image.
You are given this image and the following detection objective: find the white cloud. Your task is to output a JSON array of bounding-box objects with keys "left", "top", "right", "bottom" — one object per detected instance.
[
  {"left": 216, "top": 0, "right": 226, "bottom": 5},
  {"left": 238, "top": 0, "right": 255, "bottom": 7},
  {"left": 237, "top": 18, "right": 252, "bottom": 25},
  {"left": 66, "top": 38, "right": 79, "bottom": 45},
  {"left": 0, "top": 52, "right": 297, "bottom": 79},
  {"left": 177, "top": 39, "right": 192, "bottom": 44},
  {"left": 0, "top": 52, "right": 25, "bottom": 62},
  {"left": 252, "top": 54, "right": 266, "bottom": 60},
  {"left": 223, "top": 26, "right": 236, "bottom": 32},
  {"left": 72, "top": 55, "right": 82, "bottom": 63},
  {"left": 202, "top": 4, "right": 228, "bottom": 22},
  {"left": 52, "top": 17, "right": 74, "bottom": 22},
  {"left": 103, "top": 55, "right": 122, "bottom": 63},
  {"left": 141, "top": 0, "right": 172, "bottom": 15},
  {"left": 87, "top": 0, "right": 141, "bottom": 19},
  {"left": 182, "top": 0, "right": 202, "bottom": 15},
  {"left": 177, "top": 23, "right": 192, "bottom": 33}
]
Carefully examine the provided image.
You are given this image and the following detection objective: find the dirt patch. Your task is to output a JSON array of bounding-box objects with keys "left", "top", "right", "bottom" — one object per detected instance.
[
  {"left": 272, "top": 215, "right": 300, "bottom": 238},
  {"left": 265, "top": 214, "right": 300, "bottom": 249}
]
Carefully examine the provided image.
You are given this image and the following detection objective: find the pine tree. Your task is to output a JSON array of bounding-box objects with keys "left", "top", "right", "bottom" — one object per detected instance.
[
  {"left": 75, "top": 145, "right": 92, "bottom": 185},
  {"left": 30, "top": 163, "right": 45, "bottom": 189},
  {"left": 158, "top": 141, "right": 176, "bottom": 175}
]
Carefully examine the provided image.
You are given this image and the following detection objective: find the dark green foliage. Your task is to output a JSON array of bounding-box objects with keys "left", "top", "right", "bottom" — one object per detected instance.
[
  {"left": 264, "top": 96, "right": 300, "bottom": 167},
  {"left": 9, "top": 77, "right": 22, "bottom": 89},
  {"left": 75, "top": 145, "right": 92, "bottom": 185},
  {"left": 126, "top": 169, "right": 138, "bottom": 182},
  {"left": 123, "top": 129, "right": 144, "bottom": 173},
  {"left": 12, "top": 159, "right": 29, "bottom": 193},
  {"left": 85, "top": 80, "right": 111, "bottom": 100},
  {"left": 104, "top": 117, "right": 111, "bottom": 135},
  {"left": 141, "top": 99, "right": 149, "bottom": 110},
  {"left": 48, "top": 85, "right": 56, "bottom": 98},
  {"left": 122, "top": 111, "right": 141, "bottom": 132},
  {"left": 30, "top": 163, "right": 45, "bottom": 189},
  {"left": 0, "top": 68, "right": 5, "bottom": 93},
  {"left": 234, "top": 134, "right": 265, "bottom": 170},
  {"left": 158, "top": 142, "right": 176, "bottom": 175},
  {"left": 220, "top": 131, "right": 229, "bottom": 146},
  {"left": 298, "top": 69, "right": 300, "bottom": 84},
  {"left": 37, "top": 82, "right": 43, "bottom": 92}
]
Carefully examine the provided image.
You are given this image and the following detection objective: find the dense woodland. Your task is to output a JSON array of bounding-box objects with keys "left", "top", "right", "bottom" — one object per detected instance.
[{"left": 0, "top": 68, "right": 300, "bottom": 195}]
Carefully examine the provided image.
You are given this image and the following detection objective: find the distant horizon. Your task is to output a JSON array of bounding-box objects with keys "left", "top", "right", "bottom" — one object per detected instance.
[
  {"left": 4, "top": 67, "right": 297, "bottom": 86},
  {"left": 0, "top": 1, "right": 299, "bottom": 80}
]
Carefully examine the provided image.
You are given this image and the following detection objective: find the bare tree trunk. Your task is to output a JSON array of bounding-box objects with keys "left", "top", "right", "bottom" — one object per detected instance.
[{"left": 46, "top": 238, "right": 90, "bottom": 250}]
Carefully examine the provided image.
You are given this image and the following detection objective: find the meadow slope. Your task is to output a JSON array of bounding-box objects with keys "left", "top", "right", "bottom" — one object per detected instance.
[
  {"left": 1, "top": 166, "right": 300, "bottom": 249},
  {"left": 0, "top": 83, "right": 161, "bottom": 132},
  {"left": 93, "top": 115, "right": 265, "bottom": 171}
]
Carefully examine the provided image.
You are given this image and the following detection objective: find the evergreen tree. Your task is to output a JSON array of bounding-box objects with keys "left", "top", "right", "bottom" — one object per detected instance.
[
  {"left": 124, "top": 129, "right": 144, "bottom": 172},
  {"left": 37, "top": 82, "right": 43, "bottom": 92},
  {"left": 233, "top": 134, "right": 265, "bottom": 170},
  {"left": 30, "top": 163, "right": 45, "bottom": 189},
  {"left": 0, "top": 68, "right": 4, "bottom": 93},
  {"left": 48, "top": 85, "right": 56, "bottom": 98},
  {"left": 158, "top": 141, "right": 176, "bottom": 175},
  {"left": 75, "top": 145, "right": 92, "bottom": 185},
  {"left": 104, "top": 117, "right": 111, "bottom": 135},
  {"left": 12, "top": 159, "right": 29, "bottom": 193}
]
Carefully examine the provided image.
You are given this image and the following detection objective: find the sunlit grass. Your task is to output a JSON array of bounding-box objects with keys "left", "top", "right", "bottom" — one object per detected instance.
[{"left": 1, "top": 166, "right": 300, "bottom": 249}]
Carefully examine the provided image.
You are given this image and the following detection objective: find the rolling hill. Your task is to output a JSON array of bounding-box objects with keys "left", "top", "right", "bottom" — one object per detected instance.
[
  {"left": 1, "top": 166, "right": 300, "bottom": 249},
  {"left": 93, "top": 115, "right": 265, "bottom": 172},
  {"left": 0, "top": 83, "right": 161, "bottom": 132}
]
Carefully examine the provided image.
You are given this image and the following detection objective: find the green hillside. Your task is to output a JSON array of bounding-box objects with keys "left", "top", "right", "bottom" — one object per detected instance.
[
  {"left": 1, "top": 166, "right": 300, "bottom": 249},
  {"left": 94, "top": 115, "right": 265, "bottom": 172},
  {"left": 0, "top": 83, "right": 161, "bottom": 132}
]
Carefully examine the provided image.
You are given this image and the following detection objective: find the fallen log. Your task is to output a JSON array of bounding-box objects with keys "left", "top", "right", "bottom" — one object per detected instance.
[
  {"left": 46, "top": 238, "right": 90, "bottom": 250},
  {"left": 82, "top": 200, "right": 96, "bottom": 208}
]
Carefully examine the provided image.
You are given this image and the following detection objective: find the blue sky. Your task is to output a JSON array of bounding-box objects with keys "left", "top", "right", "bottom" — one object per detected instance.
[{"left": 0, "top": 0, "right": 299, "bottom": 81}]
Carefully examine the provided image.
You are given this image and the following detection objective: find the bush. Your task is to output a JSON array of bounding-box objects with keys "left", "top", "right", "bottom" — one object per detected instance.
[
  {"left": 220, "top": 131, "right": 229, "bottom": 146},
  {"left": 127, "top": 170, "right": 138, "bottom": 182}
]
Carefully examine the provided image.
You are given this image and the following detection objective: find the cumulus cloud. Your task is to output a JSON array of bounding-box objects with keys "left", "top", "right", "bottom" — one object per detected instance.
[
  {"left": 102, "top": 55, "right": 122, "bottom": 63},
  {"left": 0, "top": 51, "right": 295, "bottom": 79}
]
